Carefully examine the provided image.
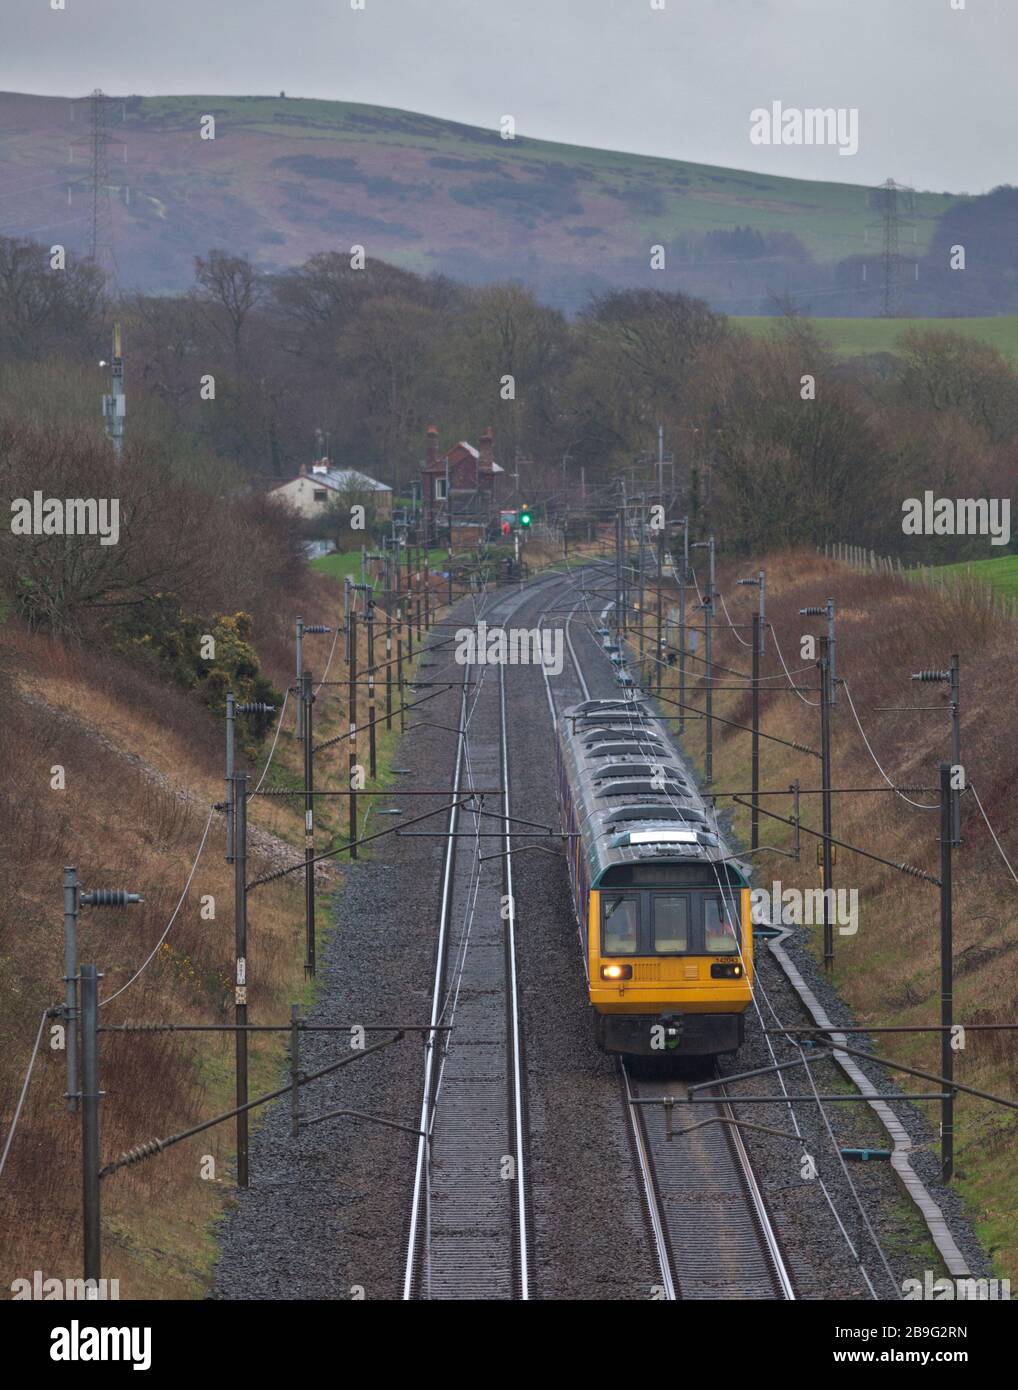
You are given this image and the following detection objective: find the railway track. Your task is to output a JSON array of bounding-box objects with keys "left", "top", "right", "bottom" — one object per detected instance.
[
  {"left": 395, "top": 556, "right": 969, "bottom": 1301},
  {"left": 536, "top": 561, "right": 794, "bottom": 1300},
  {"left": 402, "top": 596, "right": 533, "bottom": 1300},
  {"left": 622, "top": 1065, "right": 795, "bottom": 1299}
]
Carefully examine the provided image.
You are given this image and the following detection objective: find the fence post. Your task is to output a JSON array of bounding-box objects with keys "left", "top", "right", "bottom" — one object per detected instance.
[
  {"left": 234, "top": 772, "right": 249, "bottom": 1188},
  {"left": 63, "top": 867, "right": 79, "bottom": 1114},
  {"left": 940, "top": 762, "right": 954, "bottom": 1182},
  {"left": 303, "top": 670, "right": 316, "bottom": 979},
  {"left": 80, "top": 963, "right": 101, "bottom": 1285},
  {"left": 367, "top": 601, "right": 377, "bottom": 781},
  {"left": 349, "top": 611, "right": 358, "bottom": 859}
]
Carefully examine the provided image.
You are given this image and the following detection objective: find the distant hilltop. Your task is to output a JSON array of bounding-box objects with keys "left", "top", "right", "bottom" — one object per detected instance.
[{"left": 4, "top": 90, "right": 1014, "bottom": 316}]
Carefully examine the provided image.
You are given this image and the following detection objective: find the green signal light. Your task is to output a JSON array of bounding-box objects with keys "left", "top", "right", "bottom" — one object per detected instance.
[{"left": 519, "top": 507, "right": 532, "bottom": 528}]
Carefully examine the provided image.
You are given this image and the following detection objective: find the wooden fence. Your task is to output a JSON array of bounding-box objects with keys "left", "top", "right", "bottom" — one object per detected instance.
[{"left": 822, "top": 541, "right": 1018, "bottom": 620}]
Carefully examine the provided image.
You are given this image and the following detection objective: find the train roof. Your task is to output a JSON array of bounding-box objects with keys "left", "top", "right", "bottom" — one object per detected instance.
[{"left": 560, "top": 699, "right": 749, "bottom": 887}]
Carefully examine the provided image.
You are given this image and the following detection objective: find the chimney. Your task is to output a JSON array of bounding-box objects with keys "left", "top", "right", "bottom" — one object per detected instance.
[
  {"left": 479, "top": 426, "right": 493, "bottom": 469},
  {"left": 426, "top": 424, "right": 439, "bottom": 468}
]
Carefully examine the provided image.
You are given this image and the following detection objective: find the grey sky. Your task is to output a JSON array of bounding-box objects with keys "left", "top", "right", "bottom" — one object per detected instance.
[{"left": 3, "top": 0, "right": 1013, "bottom": 193}]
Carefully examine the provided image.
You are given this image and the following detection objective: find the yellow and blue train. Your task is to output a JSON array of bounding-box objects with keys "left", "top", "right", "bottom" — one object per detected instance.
[{"left": 556, "top": 699, "right": 753, "bottom": 1057}]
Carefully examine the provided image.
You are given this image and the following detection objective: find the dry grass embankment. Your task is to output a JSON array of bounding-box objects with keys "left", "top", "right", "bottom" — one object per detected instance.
[
  {"left": 0, "top": 572, "right": 422, "bottom": 1299},
  {"left": 630, "top": 547, "right": 1018, "bottom": 1279}
]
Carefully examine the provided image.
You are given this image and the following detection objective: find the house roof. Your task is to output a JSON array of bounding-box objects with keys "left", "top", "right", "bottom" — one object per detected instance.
[
  {"left": 423, "top": 440, "right": 504, "bottom": 474},
  {"left": 271, "top": 466, "right": 392, "bottom": 494}
]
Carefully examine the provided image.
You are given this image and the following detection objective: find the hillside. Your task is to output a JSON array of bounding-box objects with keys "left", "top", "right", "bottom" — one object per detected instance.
[{"left": 0, "top": 91, "right": 963, "bottom": 312}]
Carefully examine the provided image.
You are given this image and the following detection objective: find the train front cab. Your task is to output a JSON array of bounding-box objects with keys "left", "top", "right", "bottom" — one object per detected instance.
[{"left": 588, "top": 870, "right": 753, "bottom": 1058}]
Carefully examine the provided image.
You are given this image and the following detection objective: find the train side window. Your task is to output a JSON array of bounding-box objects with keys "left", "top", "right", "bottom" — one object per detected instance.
[
  {"left": 602, "top": 896, "right": 639, "bottom": 955},
  {"left": 704, "top": 897, "right": 739, "bottom": 953},
  {"left": 652, "top": 895, "right": 689, "bottom": 953}
]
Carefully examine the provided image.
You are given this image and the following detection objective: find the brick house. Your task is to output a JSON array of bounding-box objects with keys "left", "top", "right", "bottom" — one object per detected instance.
[{"left": 420, "top": 426, "right": 508, "bottom": 545}]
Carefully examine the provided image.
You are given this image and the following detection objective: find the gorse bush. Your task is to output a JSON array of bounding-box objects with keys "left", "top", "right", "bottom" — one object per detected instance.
[{"left": 111, "top": 599, "right": 281, "bottom": 748}]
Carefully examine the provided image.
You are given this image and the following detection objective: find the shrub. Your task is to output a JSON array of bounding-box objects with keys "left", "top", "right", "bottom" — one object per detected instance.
[{"left": 110, "top": 598, "right": 281, "bottom": 746}]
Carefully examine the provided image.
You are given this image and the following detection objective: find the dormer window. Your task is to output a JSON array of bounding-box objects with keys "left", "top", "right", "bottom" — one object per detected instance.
[{"left": 435, "top": 478, "right": 448, "bottom": 500}]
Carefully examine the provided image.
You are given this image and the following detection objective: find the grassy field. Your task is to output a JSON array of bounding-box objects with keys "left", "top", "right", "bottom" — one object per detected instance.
[
  {"left": 926, "top": 554, "right": 1018, "bottom": 601},
  {"left": 311, "top": 548, "right": 451, "bottom": 582},
  {"left": 733, "top": 314, "right": 1018, "bottom": 362}
]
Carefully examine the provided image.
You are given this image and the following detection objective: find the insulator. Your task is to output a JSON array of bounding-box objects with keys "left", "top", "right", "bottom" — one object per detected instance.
[
  {"left": 799, "top": 606, "right": 825, "bottom": 616},
  {"left": 912, "top": 670, "right": 949, "bottom": 682},
  {"left": 82, "top": 889, "right": 142, "bottom": 906},
  {"left": 304, "top": 625, "right": 330, "bottom": 634},
  {"left": 119, "top": 1138, "right": 165, "bottom": 1168},
  {"left": 898, "top": 862, "right": 928, "bottom": 879},
  {"left": 239, "top": 702, "right": 276, "bottom": 714}
]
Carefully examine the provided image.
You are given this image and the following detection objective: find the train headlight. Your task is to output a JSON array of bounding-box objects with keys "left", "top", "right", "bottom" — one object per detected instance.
[
  {"left": 600, "top": 964, "right": 633, "bottom": 981},
  {"left": 711, "top": 962, "right": 743, "bottom": 979}
]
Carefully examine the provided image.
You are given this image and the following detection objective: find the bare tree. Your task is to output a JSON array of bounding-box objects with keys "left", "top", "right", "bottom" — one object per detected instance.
[
  {"left": 0, "top": 235, "right": 105, "bottom": 359},
  {"left": 193, "top": 250, "right": 263, "bottom": 355}
]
